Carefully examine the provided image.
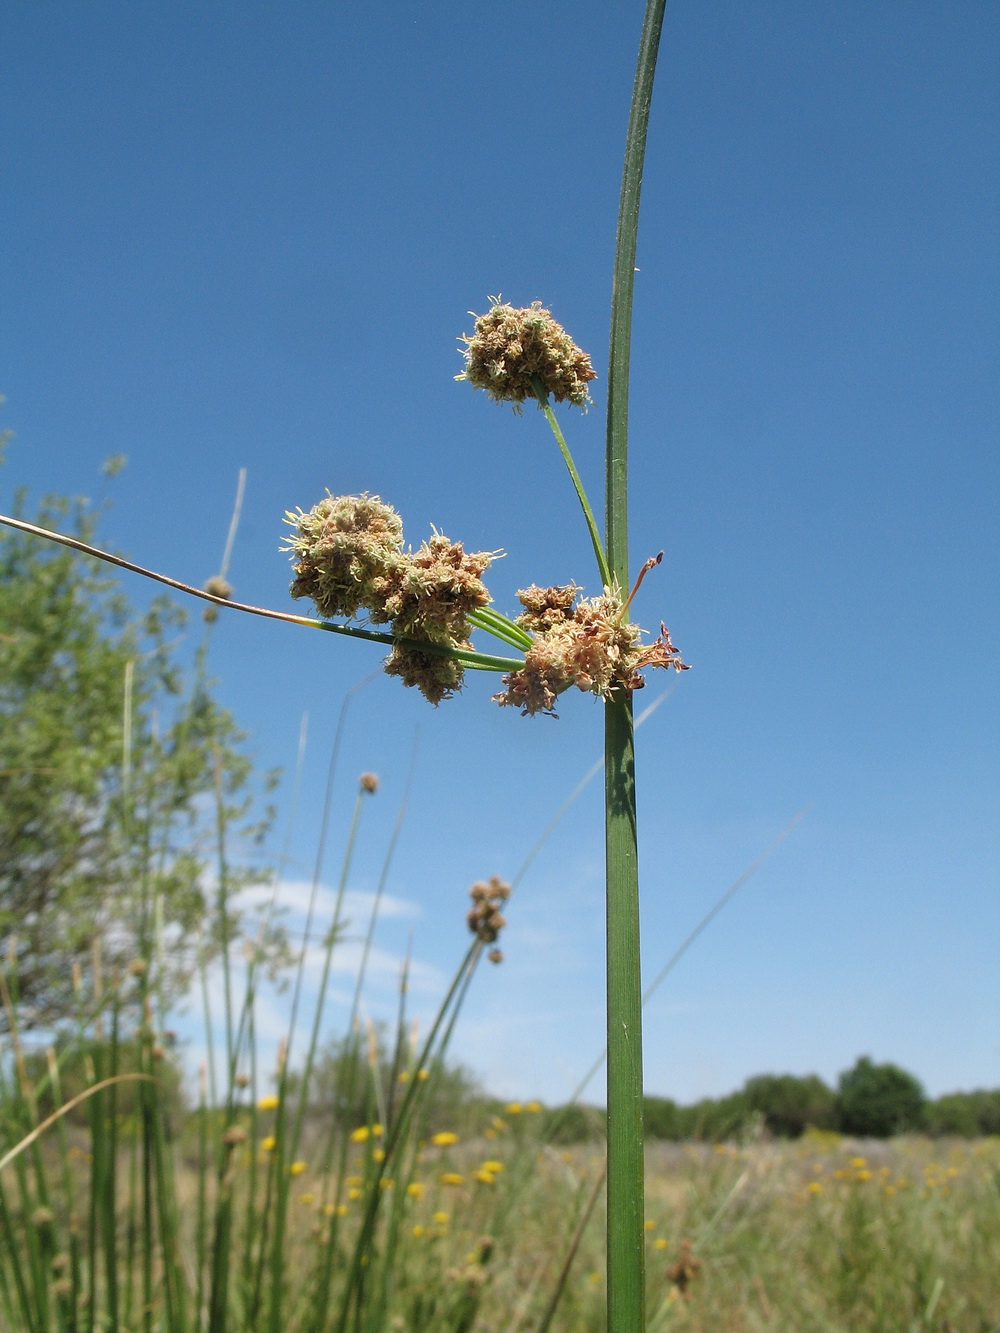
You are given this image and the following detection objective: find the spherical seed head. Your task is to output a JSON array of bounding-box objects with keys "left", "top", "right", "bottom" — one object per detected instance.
[
  {"left": 204, "top": 575, "right": 233, "bottom": 600},
  {"left": 458, "top": 300, "right": 597, "bottom": 408},
  {"left": 283, "top": 492, "right": 404, "bottom": 620},
  {"left": 359, "top": 772, "right": 379, "bottom": 794}
]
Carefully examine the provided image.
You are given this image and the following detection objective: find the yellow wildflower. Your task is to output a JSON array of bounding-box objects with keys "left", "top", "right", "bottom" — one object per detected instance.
[
  {"left": 417, "top": 1069, "right": 430, "bottom": 1081},
  {"left": 299, "top": 1193, "right": 315, "bottom": 1205},
  {"left": 525, "top": 1101, "right": 542, "bottom": 1113},
  {"left": 407, "top": 1182, "right": 425, "bottom": 1199},
  {"left": 505, "top": 1102, "right": 523, "bottom": 1115},
  {"left": 472, "top": 1170, "right": 496, "bottom": 1184},
  {"left": 260, "top": 1136, "right": 276, "bottom": 1152},
  {"left": 258, "top": 1095, "right": 280, "bottom": 1111},
  {"left": 431, "top": 1132, "right": 459, "bottom": 1147},
  {"left": 807, "top": 1181, "right": 822, "bottom": 1195},
  {"left": 481, "top": 1161, "right": 503, "bottom": 1174},
  {"left": 644, "top": 1219, "right": 656, "bottom": 1231},
  {"left": 350, "top": 1126, "right": 370, "bottom": 1143},
  {"left": 372, "top": 1148, "right": 386, "bottom": 1163},
  {"left": 289, "top": 1161, "right": 307, "bottom": 1176},
  {"left": 654, "top": 1238, "right": 667, "bottom": 1251},
  {"left": 432, "top": 1211, "right": 449, "bottom": 1225},
  {"left": 439, "top": 1173, "right": 464, "bottom": 1186},
  {"left": 412, "top": 1225, "right": 425, "bottom": 1237},
  {"left": 348, "top": 1188, "right": 362, "bottom": 1201}
]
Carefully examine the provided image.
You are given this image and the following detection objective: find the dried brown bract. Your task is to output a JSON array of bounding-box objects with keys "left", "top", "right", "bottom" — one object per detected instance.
[{"left": 457, "top": 300, "right": 597, "bottom": 408}]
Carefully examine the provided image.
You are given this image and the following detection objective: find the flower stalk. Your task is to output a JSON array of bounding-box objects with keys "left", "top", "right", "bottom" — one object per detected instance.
[{"left": 529, "top": 377, "right": 614, "bottom": 590}]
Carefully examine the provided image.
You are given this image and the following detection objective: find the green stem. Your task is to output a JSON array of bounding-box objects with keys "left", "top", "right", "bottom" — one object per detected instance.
[
  {"left": 604, "top": 2, "right": 668, "bottom": 1329},
  {"left": 468, "top": 607, "right": 534, "bottom": 652},
  {"left": 530, "top": 378, "right": 614, "bottom": 590}
]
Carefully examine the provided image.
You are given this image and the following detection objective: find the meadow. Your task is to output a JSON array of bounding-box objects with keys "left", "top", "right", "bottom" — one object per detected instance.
[{"left": 2, "top": 2, "right": 996, "bottom": 1330}]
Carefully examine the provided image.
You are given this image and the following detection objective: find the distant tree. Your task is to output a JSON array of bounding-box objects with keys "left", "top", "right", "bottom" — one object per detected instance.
[
  {"left": 836, "top": 1056, "right": 925, "bottom": 1137},
  {"left": 0, "top": 479, "right": 277, "bottom": 1031},
  {"left": 675, "top": 1092, "right": 753, "bottom": 1142},
  {"left": 302, "top": 1030, "right": 484, "bottom": 1137},
  {"left": 742, "top": 1072, "right": 836, "bottom": 1138},
  {"left": 926, "top": 1089, "right": 1000, "bottom": 1138},
  {"left": 643, "top": 1096, "right": 683, "bottom": 1141}
]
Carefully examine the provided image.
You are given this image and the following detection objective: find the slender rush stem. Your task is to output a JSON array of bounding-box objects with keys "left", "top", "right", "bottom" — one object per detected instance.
[
  {"left": 604, "top": 2, "right": 668, "bottom": 1330},
  {"left": 531, "top": 377, "right": 614, "bottom": 590}
]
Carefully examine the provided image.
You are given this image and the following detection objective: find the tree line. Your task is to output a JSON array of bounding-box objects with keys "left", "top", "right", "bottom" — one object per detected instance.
[{"left": 542, "top": 1059, "right": 1000, "bottom": 1143}]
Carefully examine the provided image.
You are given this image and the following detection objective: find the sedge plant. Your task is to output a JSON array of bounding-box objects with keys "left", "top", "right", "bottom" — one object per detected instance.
[{"left": 0, "top": 1, "right": 677, "bottom": 1324}]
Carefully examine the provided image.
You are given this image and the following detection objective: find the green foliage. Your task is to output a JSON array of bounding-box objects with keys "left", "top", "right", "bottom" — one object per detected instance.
[
  {"left": 743, "top": 1072, "right": 837, "bottom": 1138},
  {"left": 302, "top": 1030, "right": 484, "bottom": 1137},
  {"left": 0, "top": 480, "right": 277, "bottom": 1031},
  {"left": 926, "top": 1088, "right": 1000, "bottom": 1137},
  {"left": 21, "top": 1033, "right": 185, "bottom": 1129},
  {"left": 836, "top": 1056, "right": 926, "bottom": 1138}
]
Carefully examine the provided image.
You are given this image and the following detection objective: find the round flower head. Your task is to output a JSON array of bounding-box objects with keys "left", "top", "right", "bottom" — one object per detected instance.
[
  {"left": 382, "top": 534, "right": 493, "bottom": 643},
  {"left": 383, "top": 642, "right": 466, "bottom": 706},
  {"left": 495, "top": 586, "right": 688, "bottom": 717},
  {"left": 283, "top": 492, "right": 404, "bottom": 621},
  {"left": 457, "top": 300, "right": 597, "bottom": 408}
]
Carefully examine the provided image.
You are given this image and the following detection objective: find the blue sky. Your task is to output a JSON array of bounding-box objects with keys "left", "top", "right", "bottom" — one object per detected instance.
[{"left": 2, "top": 0, "right": 997, "bottom": 1105}]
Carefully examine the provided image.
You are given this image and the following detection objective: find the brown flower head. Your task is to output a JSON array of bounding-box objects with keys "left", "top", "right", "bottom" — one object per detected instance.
[
  {"left": 382, "top": 533, "right": 493, "bottom": 642},
  {"left": 666, "top": 1239, "right": 702, "bottom": 1299},
  {"left": 380, "top": 532, "right": 496, "bottom": 704},
  {"left": 495, "top": 585, "right": 688, "bottom": 717},
  {"left": 467, "top": 876, "right": 511, "bottom": 945},
  {"left": 283, "top": 492, "right": 404, "bottom": 620},
  {"left": 457, "top": 300, "right": 597, "bottom": 408},
  {"left": 383, "top": 643, "right": 466, "bottom": 707},
  {"left": 359, "top": 772, "right": 379, "bottom": 794}
]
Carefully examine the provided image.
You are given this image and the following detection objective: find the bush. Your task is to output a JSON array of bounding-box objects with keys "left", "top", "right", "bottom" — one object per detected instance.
[
  {"left": 836, "top": 1056, "right": 925, "bottom": 1137},
  {"left": 742, "top": 1072, "right": 837, "bottom": 1138}
]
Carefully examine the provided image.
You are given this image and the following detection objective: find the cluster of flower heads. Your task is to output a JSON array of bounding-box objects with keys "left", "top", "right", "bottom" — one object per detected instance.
[
  {"left": 494, "top": 584, "right": 689, "bottom": 717},
  {"left": 467, "top": 877, "right": 510, "bottom": 964},
  {"left": 457, "top": 299, "right": 597, "bottom": 408},
  {"left": 283, "top": 492, "right": 495, "bottom": 704}
]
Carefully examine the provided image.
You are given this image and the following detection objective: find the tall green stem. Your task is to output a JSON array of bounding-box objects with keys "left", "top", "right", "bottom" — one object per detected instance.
[{"left": 604, "top": 1, "right": 668, "bottom": 1329}]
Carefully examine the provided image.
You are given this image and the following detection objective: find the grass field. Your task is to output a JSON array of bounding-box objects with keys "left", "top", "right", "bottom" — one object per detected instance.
[{"left": 5, "top": 1080, "right": 998, "bottom": 1333}]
